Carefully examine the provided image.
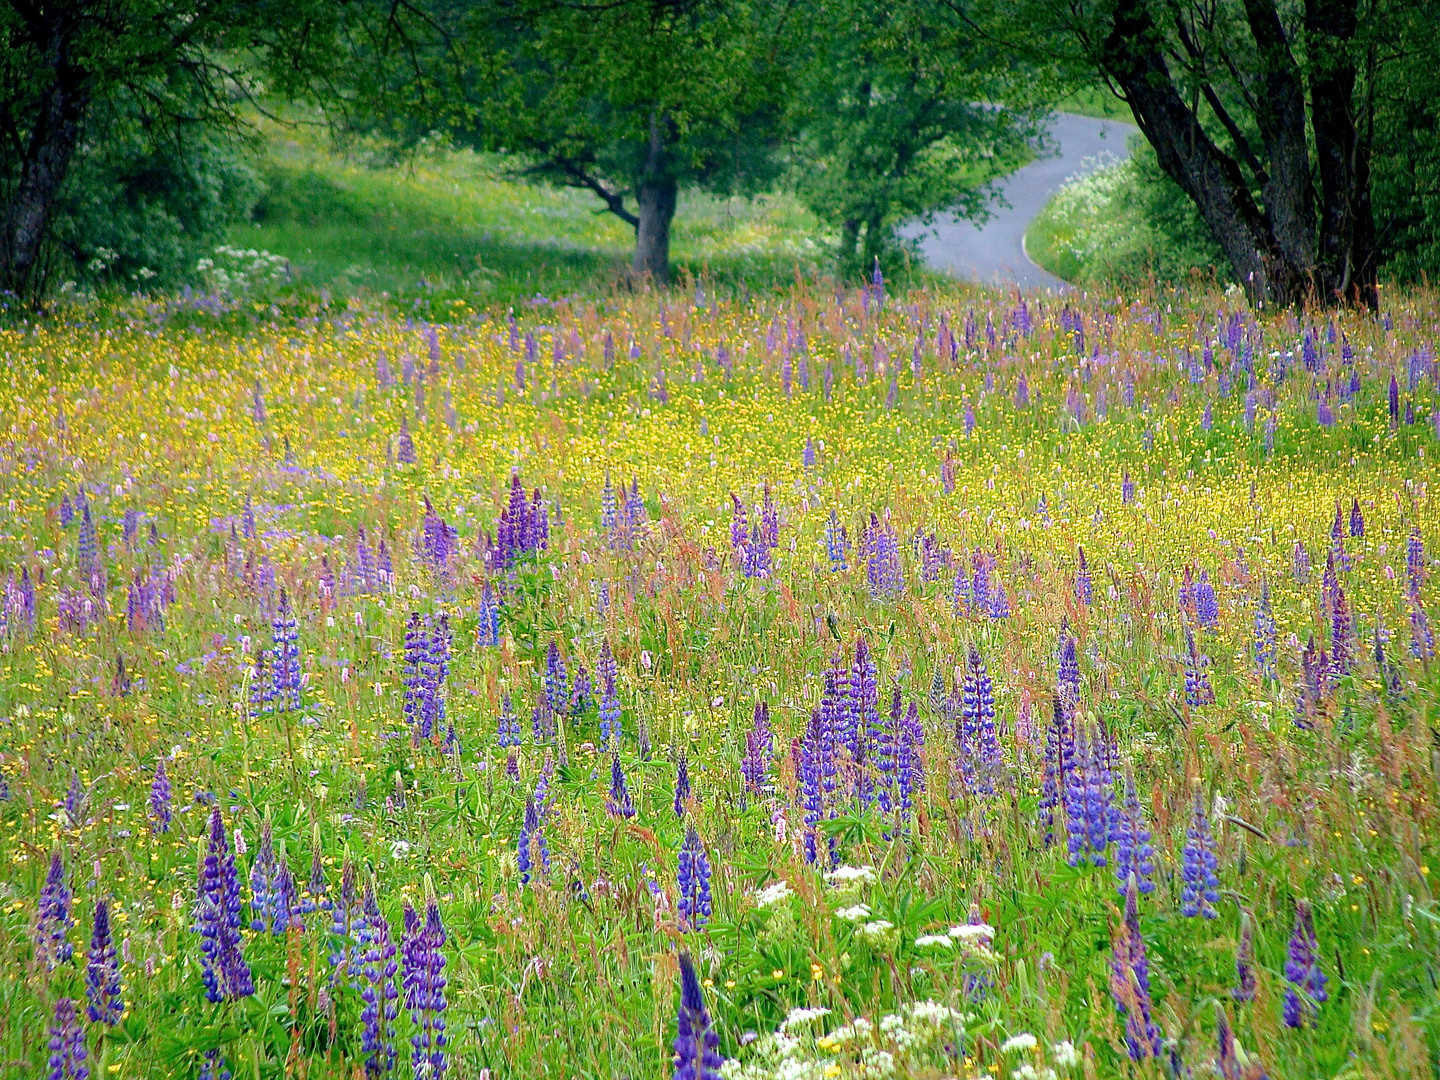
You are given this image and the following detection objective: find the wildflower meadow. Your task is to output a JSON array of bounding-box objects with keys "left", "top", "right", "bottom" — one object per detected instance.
[{"left": 2, "top": 277, "right": 1439, "bottom": 1080}]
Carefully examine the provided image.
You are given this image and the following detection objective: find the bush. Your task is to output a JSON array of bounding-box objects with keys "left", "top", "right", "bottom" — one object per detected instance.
[
  {"left": 1026, "top": 139, "right": 1226, "bottom": 290},
  {"left": 41, "top": 102, "right": 261, "bottom": 293}
]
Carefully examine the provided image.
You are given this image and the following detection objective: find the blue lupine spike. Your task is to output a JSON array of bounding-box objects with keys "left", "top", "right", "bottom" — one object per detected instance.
[
  {"left": 607, "top": 755, "right": 636, "bottom": 819},
  {"left": 1180, "top": 788, "right": 1221, "bottom": 919},
  {"left": 1282, "top": 899, "right": 1327, "bottom": 1027},
  {"left": 676, "top": 826, "right": 712, "bottom": 933},
  {"left": 85, "top": 897, "right": 124, "bottom": 1025},
  {"left": 673, "top": 952, "right": 724, "bottom": 1080}
]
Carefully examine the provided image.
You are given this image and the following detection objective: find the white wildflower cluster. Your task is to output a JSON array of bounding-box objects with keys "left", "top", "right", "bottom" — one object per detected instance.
[
  {"left": 1003, "top": 1034, "right": 1083, "bottom": 1080},
  {"left": 754, "top": 881, "right": 794, "bottom": 908},
  {"left": 824, "top": 865, "right": 877, "bottom": 900},
  {"left": 913, "top": 923, "right": 997, "bottom": 961},
  {"left": 197, "top": 245, "right": 291, "bottom": 297},
  {"left": 720, "top": 1000, "right": 969, "bottom": 1080},
  {"left": 834, "top": 904, "right": 871, "bottom": 922}
]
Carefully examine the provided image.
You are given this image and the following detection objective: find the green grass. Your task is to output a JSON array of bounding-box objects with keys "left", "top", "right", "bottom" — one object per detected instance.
[
  {"left": 1053, "top": 85, "right": 1135, "bottom": 123},
  {"left": 233, "top": 127, "right": 830, "bottom": 304}
]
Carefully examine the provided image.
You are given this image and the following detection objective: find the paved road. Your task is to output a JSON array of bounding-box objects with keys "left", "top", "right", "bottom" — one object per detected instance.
[{"left": 902, "top": 112, "right": 1137, "bottom": 290}]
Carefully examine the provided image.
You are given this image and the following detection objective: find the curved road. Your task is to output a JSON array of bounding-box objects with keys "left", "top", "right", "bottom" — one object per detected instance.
[{"left": 902, "top": 112, "right": 1137, "bottom": 290}]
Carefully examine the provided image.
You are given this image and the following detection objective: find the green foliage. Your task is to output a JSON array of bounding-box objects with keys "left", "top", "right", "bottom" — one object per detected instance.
[
  {"left": 786, "top": 0, "right": 1041, "bottom": 280},
  {"left": 45, "top": 105, "right": 260, "bottom": 292},
  {"left": 1026, "top": 142, "right": 1227, "bottom": 289},
  {"left": 237, "top": 127, "right": 828, "bottom": 304}
]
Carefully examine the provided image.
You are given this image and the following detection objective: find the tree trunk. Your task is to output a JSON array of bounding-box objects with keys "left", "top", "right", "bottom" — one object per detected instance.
[
  {"left": 0, "top": 16, "right": 88, "bottom": 298},
  {"left": 1306, "top": 0, "right": 1378, "bottom": 306},
  {"left": 1100, "top": 0, "right": 1309, "bottom": 306},
  {"left": 632, "top": 112, "right": 677, "bottom": 286},
  {"left": 1241, "top": 0, "right": 1318, "bottom": 281}
]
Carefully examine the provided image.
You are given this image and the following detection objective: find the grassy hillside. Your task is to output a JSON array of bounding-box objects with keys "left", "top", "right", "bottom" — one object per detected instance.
[{"left": 232, "top": 128, "right": 829, "bottom": 304}]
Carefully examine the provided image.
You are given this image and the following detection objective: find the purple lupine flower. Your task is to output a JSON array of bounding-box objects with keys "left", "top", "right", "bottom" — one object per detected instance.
[
  {"left": 36, "top": 850, "right": 74, "bottom": 969},
  {"left": 1074, "top": 547, "right": 1093, "bottom": 606},
  {"left": 674, "top": 754, "right": 691, "bottom": 817},
  {"left": 1122, "top": 471, "right": 1134, "bottom": 505},
  {"left": 969, "top": 548, "right": 991, "bottom": 611},
  {"left": 1233, "top": 914, "right": 1257, "bottom": 1002},
  {"left": 402, "top": 892, "right": 449, "bottom": 1080},
  {"left": 420, "top": 614, "right": 451, "bottom": 741},
  {"left": 360, "top": 882, "right": 399, "bottom": 1078},
  {"left": 270, "top": 589, "right": 301, "bottom": 712},
  {"left": 1292, "top": 540, "right": 1311, "bottom": 584},
  {"left": 47, "top": 998, "right": 88, "bottom": 1080},
  {"left": 1039, "top": 695, "right": 1066, "bottom": 848},
  {"left": 305, "top": 846, "right": 332, "bottom": 914},
  {"left": 1253, "top": 581, "right": 1277, "bottom": 679},
  {"left": 740, "top": 702, "right": 772, "bottom": 797},
  {"left": 957, "top": 645, "right": 1000, "bottom": 795},
  {"left": 598, "top": 644, "right": 622, "bottom": 748},
  {"left": 1184, "top": 628, "right": 1215, "bottom": 706},
  {"left": 850, "top": 635, "right": 879, "bottom": 773},
  {"left": 402, "top": 613, "right": 426, "bottom": 734},
  {"left": 1057, "top": 623, "right": 1080, "bottom": 708},
  {"left": 477, "top": 581, "right": 501, "bottom": 647},
  {"left": 1180, "top": 789, "right": 1221, "bottom": 918},
  {"left": 1330, "top": 582, "right": 1353, "bottom": 677},
  {"left": 150, "top": 759, "right": 172, "bottom": 834},
  {"left": 517, "top": 799, "right": 538, "bottom": 884},
  {"left": 1113, "top": 773, "right": 1155, "bottom": 895},
  {"left": 824, "top": 509, "right": 848, "bottom": 572},
  {"left": 85, "top": 897, "right": 123, "bottom": 1025},
  {"left": 1389, "top": 373, "right": 1401, "bottom": 420},
  {"left": 196, "top": 807, "right": 253, "bottom": 1002},
  {"left": 249, "top": 820, "right": 283, "bottom": 933},
  {"left": 1110, "top": 878, "right": 1162, "bottom": 1061},
  {"left": 1064, "top": 726, "right": 1109, "bottom": 867},
  {"left": 329, "top": 858, "right": 368, "bottom": 982},
  {"left": 495, "top": 693, "right": 522, "bottom": 750},
  {"left": 1195, "top": 571, "right": 1219, "bottom": 631},
  {"left": 1083, "top": 725, "right": 1115, "bottom": 864},
  {"left": 676, "top": 825, "right": 712, "bottom": 933},
  {"left": 1407, "top": 525, "right": 1425, "bottom": 598},
  {"left": 673, "top": 951, "right": 724, "bottom": 1080},
  {"left": 863, "top": 512, "right": 903, "bottom": 599},
  {"left": 1282, "top": 899, "right": 1327, "bottom": 1027},
  {"left": 988, "top": 577, "right": 1010, "bottom": 619},
  {"left": 607, "top": 755, "right": 637, "bottom": 818},
  {"left": 543, "top": 639, "right": 569, "bottom": 719},
  {"left": 396, "top": 417, "right": 417, "bottom": 464},
  {"left": 895, "top": 698, "right": 924, "bottom": 815},
  {"left": 1014, "top": 373, "right": 1029, "bottom": 407},
  {"left": 1349, "top": 498, "right": 1364, "bottom": 538},
  {"left": 420, "top": 497, "right": 454, "bottom": 572},
  {"left": 799, "top": 706, "right": 829, "bottom": 866},
  {"left": 567, "top": 659, "right": 590, "bottom": 720}
]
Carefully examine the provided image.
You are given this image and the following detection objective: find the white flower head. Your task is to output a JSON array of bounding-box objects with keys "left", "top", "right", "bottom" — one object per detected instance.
[
  {"left": 779, "top": 1006, "right": 831, "bottom": 1033},
  {"left": 825, "top": 865, "right": 877, "bottom": 887},
  {"left": 1051, "top": 1041, "right": 1080, "bottom": 1069},
  {"left": 914, "top": 933, "right": 955, "bottom": 948},
  {"left": 754, "top": 881, "right": 794, "bottom": 908},
  {"left": 1001, "top": 1033, "right": 1039, "bottom": 1054},
  {"left": 860, "top": 919, "right": 895, "bottom": 942},
  {"left": 948, "top": 923, "right": 995, "bottom": 943},
  {"left": 834, "top": 904, "right": 872, "bottom": 922}
]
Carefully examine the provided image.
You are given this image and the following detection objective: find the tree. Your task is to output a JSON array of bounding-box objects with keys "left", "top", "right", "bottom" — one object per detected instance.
[
  {"left": 344, "top": 0, "right": 785, "bottom": 286},
  {"left": 788, "top": 0, "right": 1040, "bottom": 278},
  {"left": 0, "top": 0, "right": 339, "bottom": 299},
  {"left": 1000, "top": 0, "right": 1417, "bottom": 308}
]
